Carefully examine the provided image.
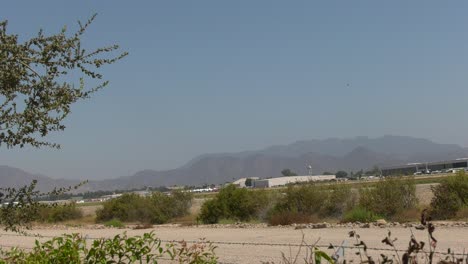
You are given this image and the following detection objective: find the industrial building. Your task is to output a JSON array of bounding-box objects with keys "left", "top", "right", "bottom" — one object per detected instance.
[
  {"left": 252, "top": 175, "right": 336, "bottom": 188},
  {"left": 381, "top": 158, "right": 468, "bottom": 176}
]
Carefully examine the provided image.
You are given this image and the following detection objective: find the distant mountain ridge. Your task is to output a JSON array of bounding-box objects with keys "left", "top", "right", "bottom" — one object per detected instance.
[
  {"left": 0, "top": 165, "right": 82, "bottom": 193},
  {"left": 1, "top": 135, "right": 468, "bottom": 192}
]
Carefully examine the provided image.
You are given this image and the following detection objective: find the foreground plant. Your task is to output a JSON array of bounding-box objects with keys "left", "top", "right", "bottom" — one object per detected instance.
[
  {"left": 0, "top": 232, "right": 218, "bottom": 264},
  {"left": 1, "top": 14, "right": 127, "bottom": 149}
]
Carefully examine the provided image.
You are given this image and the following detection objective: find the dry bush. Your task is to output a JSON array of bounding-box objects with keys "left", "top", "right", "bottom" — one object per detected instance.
[
  {"left": 96, "top": 191, "right": 192, "bottom": 224},
  {"left": 268, "top": 183, "right": 356, "bottom": 225},
  {"left": 198, "top": 185, "right": 270, "bottom": 224},
  {"left": 359, "top": 176, "right": 418, "bottom": 219},
  {"left": 430, "top": 171, "right": 468, "bottom": 219}
]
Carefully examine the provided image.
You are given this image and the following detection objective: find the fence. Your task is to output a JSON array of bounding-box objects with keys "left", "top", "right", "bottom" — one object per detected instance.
[{"left": 0, "top": 231, "right": 466, "bottom": 263}]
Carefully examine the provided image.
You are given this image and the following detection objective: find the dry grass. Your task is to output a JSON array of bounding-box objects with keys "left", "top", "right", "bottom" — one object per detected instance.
[
  {"left": 171, "top": 214, "right": 199, "bottom": 226},
  {"left": 391, "top": 208, "right": 422, "bottom": 222},
  {"left": 454, "top": 207, "right": 468, "bottom": 221}
]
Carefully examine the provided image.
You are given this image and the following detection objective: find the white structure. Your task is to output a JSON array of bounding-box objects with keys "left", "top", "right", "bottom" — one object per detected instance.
[{"left": 253, "top": 175, "right": 336, "bottom": 188}]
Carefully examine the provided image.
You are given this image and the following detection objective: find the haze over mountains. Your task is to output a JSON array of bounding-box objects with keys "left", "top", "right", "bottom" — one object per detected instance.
[{"left": 2, "top": 135, "right": 468, "bottom": 192}]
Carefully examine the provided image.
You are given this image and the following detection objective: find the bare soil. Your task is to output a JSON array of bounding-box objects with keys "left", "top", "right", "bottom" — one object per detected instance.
[{"left": 1, "top": 225, "right": 467, "bottom": 263}]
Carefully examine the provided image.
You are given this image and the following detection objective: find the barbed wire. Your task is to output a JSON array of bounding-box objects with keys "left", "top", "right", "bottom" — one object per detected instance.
[{"left": 0, "top": 232, "right": 466, "bottom": 256}]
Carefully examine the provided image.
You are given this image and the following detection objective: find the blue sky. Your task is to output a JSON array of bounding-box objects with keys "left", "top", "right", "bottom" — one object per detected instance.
[{"left": 1, "top": 1, "right": 468, "bottom": 179}]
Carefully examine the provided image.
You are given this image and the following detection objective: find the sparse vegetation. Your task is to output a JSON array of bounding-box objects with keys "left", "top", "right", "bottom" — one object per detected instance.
[
  {"left": 96, "top": 191, "right": 192, "bottom": 224},
  {"left": 104, "top": 218, "right": 125, "bottom": 228},
  {"left": 0, "top": 232, "right": 217, "bottom": 264},
  {"left": 342, "top": 207, "right": 380, "bottom": 223},
  {"left": 267, "top": 183, "right": 357, "bottom": 225},
  {"left": 198, "top": 185, "right": 270, "bottom": 224},
  {"left": 430, "top": 171, "right": 468, "bottom": 219},
  {"left": 36, "top": 203, "right": 83, "bottom": 223},
  {"left": 197, "top": 176, "right": 440, "bottom": 225},
  {"left": 359, "top": 176, "right": 418, "bottom": 219}
]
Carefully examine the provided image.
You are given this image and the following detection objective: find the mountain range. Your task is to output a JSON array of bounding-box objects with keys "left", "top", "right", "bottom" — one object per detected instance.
[{"left": 1, "top": 135, "right": 468, "bottom": 192}]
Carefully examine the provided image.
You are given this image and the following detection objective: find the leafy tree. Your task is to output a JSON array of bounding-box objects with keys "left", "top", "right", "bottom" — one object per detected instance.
[
  {"left": 244, "top": 178, "right": 253, "bottom": 187},
  {"left": 365, "top": 165, "right": 381, "bottom": 176},
  {"left": 281, "top": 169, "right": 297, "bottom": 176},
  {"left": 0, "top": 14, "right": 126, "bottom": 232},
  {"left": 0, "top": 14, "right": 127, "bottom": 149},
  {"left": 335, "top": 171, "right": 348, "bottom": 178}
]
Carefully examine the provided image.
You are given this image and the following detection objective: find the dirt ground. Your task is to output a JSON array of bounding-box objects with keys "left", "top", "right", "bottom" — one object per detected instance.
[{"left": 1, "top": 225, "right": 467, "bottom": 264}]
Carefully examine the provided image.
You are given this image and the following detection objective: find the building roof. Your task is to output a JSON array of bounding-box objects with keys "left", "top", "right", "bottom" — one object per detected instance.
[{"left": 381, "top": 158, "right": 468, "bottom": 170}]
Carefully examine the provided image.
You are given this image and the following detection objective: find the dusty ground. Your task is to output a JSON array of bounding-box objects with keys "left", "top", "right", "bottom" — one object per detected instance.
[{"left": 1, "top": 225, "right": 467, "bottom": 263}]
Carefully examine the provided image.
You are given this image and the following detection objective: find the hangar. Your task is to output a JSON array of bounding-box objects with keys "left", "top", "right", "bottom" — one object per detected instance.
[
  {"left": 252, "top": 175, "right": 336, "bottom": 188},
  {"left": 381, "top": 158, "right": 468, "bottom": 176}
]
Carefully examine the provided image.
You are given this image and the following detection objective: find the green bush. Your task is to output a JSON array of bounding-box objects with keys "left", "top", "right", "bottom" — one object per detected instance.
[
  {"left": 198, "top": 185, "right": 269, "bottom": 224},
  {"left": 359, "top": 176, "right": 418, "bottom": 219},
  {"left": 342, "top": 207, "right": 380, "bottom": 223},
  {"left": 321, "top": 183, "right": 357, "bottom": 218},
  {"left": 104, "top": 218, "right": 125, "bottom": 228},
  {"left": 267, "top": 183, "right": 356, "bottom": 225},
  {"left": 96, "top": 191, "right": 192, "bottom": 224},
  {"left": 0, "top": 232, "right": 217, "bottom": 264},
  {"left": 430, "top": 171, "right": 468, "bottom": 219},
  {"left": 273, "top": 184, "right": 324, "bottom": 215},
  {"left": 198, "top": 199, "right": 223, "bottom": 224},
  {"left": 37, "top": 203, "right": 83, "bottom": 223}
]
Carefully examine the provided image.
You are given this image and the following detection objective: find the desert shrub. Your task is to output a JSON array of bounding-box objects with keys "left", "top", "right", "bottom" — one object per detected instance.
[
  {"left": 342, "top": 207, "right": 380, "bottom": 223},
  {"left": 198, "top": 199, "right": 223, "bottom": 224},
  {"left": 0, "top": 232, "right": 217, "bottom": 264},
  {"left": 96, "top": 191, "right": 192, "bottom": 224},
  {"left": 430, "top": 171, "right": 468, "bottom": 219},
  {"left": 198, "top": 185, "right": 269, "bottom": 223},
  {"left": 359, "top": 176, "right": 418, "bottom": 219},
  {"left": 104, "top": 218, "right": 125, "bottom": 228},
  {"left": 272, "top": 184, "right": 325, "bottom": 216},
  {"left": 321, "top": 183, "right": 357, "bottom": 218},
  {"left": 37, "top": 203, "right": 83, "bottom": 223},
  {"left": 267, "top": 183, "right": 356, "bottom": 225}
]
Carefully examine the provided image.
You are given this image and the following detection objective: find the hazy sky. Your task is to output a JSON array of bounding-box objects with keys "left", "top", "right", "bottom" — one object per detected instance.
[{"left": 1, "top": 1, "right": 468, "bottom": 180}]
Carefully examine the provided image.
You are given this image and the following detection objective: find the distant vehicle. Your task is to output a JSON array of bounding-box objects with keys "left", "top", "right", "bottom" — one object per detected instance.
[
  {"left": 413, "top": 171, "right": 422, "bottom": 175},
  {"left": 431, "top": 170, "right": 442, "bottom": 174}
]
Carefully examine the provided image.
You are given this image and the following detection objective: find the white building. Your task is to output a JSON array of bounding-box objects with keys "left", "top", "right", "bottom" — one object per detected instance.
[{"left": 253, "top": 175, "right": 336, "bottom": 188}]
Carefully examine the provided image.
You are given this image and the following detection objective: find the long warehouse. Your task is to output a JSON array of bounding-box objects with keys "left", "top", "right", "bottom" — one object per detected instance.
[{"left": 381, "top": 158, "right": 468, "bottom": 176}]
